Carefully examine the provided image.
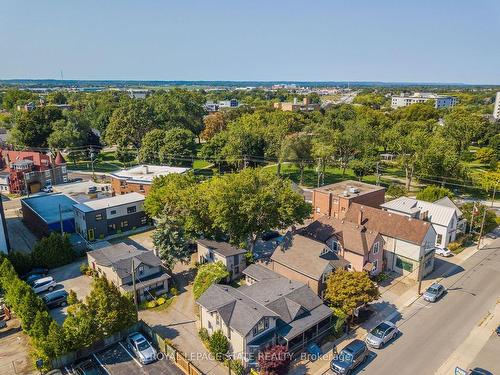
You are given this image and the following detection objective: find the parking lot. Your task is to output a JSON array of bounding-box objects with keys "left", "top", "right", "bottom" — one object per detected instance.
[{"left": 67, "top": 340, "right": 183, "bottom": 375}]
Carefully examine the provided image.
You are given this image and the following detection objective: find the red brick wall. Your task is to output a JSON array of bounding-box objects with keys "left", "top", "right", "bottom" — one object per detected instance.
[{"left": 110, "top": 177, "right": 151, "bottom": 196}]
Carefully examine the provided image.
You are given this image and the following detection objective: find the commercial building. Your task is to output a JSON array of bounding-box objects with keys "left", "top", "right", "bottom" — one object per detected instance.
[
  {"left": 273, "top": 97, "right": 320, "bottom": 112},
  {"left": 196, "top": 264, "right": 332, "bottom": 366},
  {"left": 73, "top": 192, "right": 149, "bottom": 241},
  {"left": 110, "top": 165, "right": 189, "bottom": 196},
  {"left": 381, "top": 197, "right": 461, "bottom": 249},
  {"left": 391, "top": 93, "right": 458, "bottom": 109},
  {"left": 21, "top": 193, "right": 78, "bottom": 237},
  {"left": 0, "top": 150, "right": 68, "bottom": 194},
  {"left": 493, "top": 92, "right": 500, "bottom": 120},
  {"left": 197, "top": 239, "right": 247, "bottom": 281},
  {"left": 204, "top": 99, "right": 240, "bottom": 112},
  {"left": 87, "top": 242, "right": 170, "bottom": 302},
  {"left": 312, "top": 180, "right": 385, "bottom": 220}
]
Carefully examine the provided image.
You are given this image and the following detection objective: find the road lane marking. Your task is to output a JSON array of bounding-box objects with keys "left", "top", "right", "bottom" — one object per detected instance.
[
  {"left": 93, "top": 353, "right": 111, "bottom": 375},
  {"left": 118, "top": 341, "right": 143, "bottom": 368}
]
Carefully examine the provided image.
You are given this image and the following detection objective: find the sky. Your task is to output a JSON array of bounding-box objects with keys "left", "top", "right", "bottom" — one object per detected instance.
[{"left": 0, "top": 0, "right": 499, "bottom": 84}]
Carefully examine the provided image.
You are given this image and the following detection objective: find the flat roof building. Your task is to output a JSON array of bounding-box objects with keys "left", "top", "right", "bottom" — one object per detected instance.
[
  {"left": 493, "top": 92, "right": 500, "bottom": 120},
  {"left": 391, "top": 93, "right": 458, "bottom": 109},
  {"left": 110, "top": 165, "right": 189, "bottom": 196}
]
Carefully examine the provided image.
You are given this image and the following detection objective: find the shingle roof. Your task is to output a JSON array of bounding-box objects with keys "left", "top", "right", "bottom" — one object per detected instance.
[
  {"left": 345, "top": 203, "right": 433, "bottom": 245},
  {"left": 87, "top": 243, "right": 165, "bottom": 279},
  {"left": 299, "top": 217, "right": 380, "bottom": 256},
  {"left": 243, "top": 263, "right": 282, "bottom": 282},
  {"left": 381, "top": 197, "right": 457, "bottom": 227},
  {"left": 197, "top": 239, "right": 246, "bottom": 257},
  {"left": 270, "top": 234, "right": 347, "bottom": 280}
]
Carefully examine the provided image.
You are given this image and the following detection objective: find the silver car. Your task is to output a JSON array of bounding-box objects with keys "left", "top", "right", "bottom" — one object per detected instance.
[
  {"left": 365, "top": 321, "right": 399, "bottom": 349},
  {"left": 423, "top": 283, "right": 445, "bottom": 302},
  {"left": 126, "top": 332, "right": 157, "bottom": 364},
  {"left": 31, "top": 276, "right": 56, "bottom": 294}
]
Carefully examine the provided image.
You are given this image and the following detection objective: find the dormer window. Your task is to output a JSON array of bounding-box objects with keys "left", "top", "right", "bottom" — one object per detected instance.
[
  {"left": 373, "top": 242, "right": 380, "bottom": 254},
  {"left": 320, "top": 247, "right": 331, "bottom": 256},
  {"left": 253, "top": 317, "right": 269, "bottom": 336}
]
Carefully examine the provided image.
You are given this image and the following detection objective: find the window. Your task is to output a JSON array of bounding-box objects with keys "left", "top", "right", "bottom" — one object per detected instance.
[
  {"left": 252, "top": 318, "right": 269, "bottom": 336},
  {"left": 108, "top": 223, "right": 116, "bottom": 231},
  {"left": 372, "top": 260, "right": 378, "bottom": 271},
  {"left": 140, "top": 216, "right": 147, "bottom": 225},
  {"left": 332, "top": 241, "right": 339, "bottom": 253},
  {"left": 138, "top": 265, "right": 144, "bottom": 275},
  {"left": 110, "top": 210, "right": 117, "bottom": 215},
  {"left": 436, "top": 234, "right": 443, "bottom": 245},
  {"left": 121, "top": 220, "right": 128, "bottom": 228},
  {"left": 120, "top": 181, "right": 127, "bottom": 187},
  {"left": 316, "top": 207, "right": 320, "bottom": 213},
  {"left": 127, "top": 206, "right": 137, "bottom": 214},
  {"left": 95, "top": 213, "right": 103, "bottom": 221},
  {"left": 396, "top": 257, "right": 413, "bottom": 272},
  {"left": 63, "top": 176, "right": 68, "bottom": 182},
  {"left": 373, "top": 242, "right": 380, "bottom": 254},
  {"left": 61, "top": 165, "right": 67, "bottom": 173},
  {"left": 139, "top": 184, "right": 144, "bottom": 192}
]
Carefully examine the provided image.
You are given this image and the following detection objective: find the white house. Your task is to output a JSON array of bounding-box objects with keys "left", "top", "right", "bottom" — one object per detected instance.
[{"left": 381, "top": 197, "right": 459, "bottom": 249}]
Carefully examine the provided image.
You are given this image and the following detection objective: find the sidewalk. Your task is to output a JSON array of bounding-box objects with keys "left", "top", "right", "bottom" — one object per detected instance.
[{"left": 288, "top": 237, "right": 496, "bottom": 375}]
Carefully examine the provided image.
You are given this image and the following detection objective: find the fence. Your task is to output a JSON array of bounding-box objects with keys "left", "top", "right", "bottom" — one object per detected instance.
[{"left": 51, "top": 320, "right": 203, "bottom": 375}]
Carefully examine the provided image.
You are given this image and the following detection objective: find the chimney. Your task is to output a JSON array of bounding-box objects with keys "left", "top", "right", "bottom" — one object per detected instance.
[
  {"left": 143, "top": 165, "right": 149, "bottom": 174},
  {"left": 357, "top": 210, "right": 363, "bottom": 225}
]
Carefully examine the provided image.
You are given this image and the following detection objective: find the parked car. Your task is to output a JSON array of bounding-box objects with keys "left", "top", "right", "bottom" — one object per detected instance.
[
  {"left": 126, "top": 332, "right": 157, "bottom": 364},
  {"left": 0, "top": 319, "right": 6, "bottom": 329},
  {"left": 330, "top": 339, "right": 369, "bottom": 374},
  {"left": 365, "top": 321, "right": 399, "bottom": 349},
  {"left": 42, "top": 290, "right": 68, "bottom": 309},
  {"left": 87, "top": 186, "right": 98, "bottom": 194},
  {"left": 423, "top": 283, "right": 445, "bottom": 303},
  {"left": 72, "top": 357, "right": 106, "bottom": 375},
  {"left": 435, "top": 248, "right": 453, "bottom": 257},
  {"left": 21, "top": 268, "right": 49, "bottom": 280},
  {"left": 26, "top": 274, "right": 46, "bottom": 286},
  {"left": 41, "top": 186, "right": 53, "bottom": 193},
  {"left": 31, "top": 276, "right": 56, "bottom": 294}
]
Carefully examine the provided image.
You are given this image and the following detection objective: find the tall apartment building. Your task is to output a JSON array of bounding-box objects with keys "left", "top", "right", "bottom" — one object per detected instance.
[
  {"left": 312, "top": 180, "right": 385, "bottom": 220},
  {"left": 0, "top": 150, "right": 68, "bottom": 194},
  {"left": 493, "top": 92, "right": 500, "bottom": 120},
  {"left": 391, "top": 93, "right": 458, "bottom": 109}
]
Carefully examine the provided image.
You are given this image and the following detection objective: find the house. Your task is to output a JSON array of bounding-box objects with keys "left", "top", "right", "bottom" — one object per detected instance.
[
  {"left": 87, "top": 242, "right": 169, "bottom": 302},
  {"left": 0, "top": 149, "right": 68, "bottom": 194},
  {"left": 312, "top": 180, "right": 385, "bottom": 220},
  {"left": 109, "top": 165, "right": 189, "bottom": 196},
  {"left": 433, "top": 196, "right": 467, "bottom": 233},
  {"left": 196, "top": 264, "right": 333, "bottom": 366},
  {"left": 273, "top": 97, "right": 320, "bottom": 112},
  {"left": 197, "top": 239, "right": 247, "bottom": 281},
  {"left": 73, "top": 192, "right": 149, "bottom": 241},
  {"left": 269, "top": 233, "right": 349, "bottom": 297},
  {"left": 381, "top": 196, "right": 460, "bottom": 249},
  {"left": 345, "top": 203, "right": 437, "bottom": 280},
  {"left": 299, "top": 216, "right": 384, "bottom": 276}
]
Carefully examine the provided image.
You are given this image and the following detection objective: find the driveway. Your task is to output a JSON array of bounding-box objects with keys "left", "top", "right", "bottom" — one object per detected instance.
[
  {"left": 0, "top": 318, "right": 36, "bottom": 375},
  {"left": 47, "top": 259, "right": 93, "bottom": 324},
  {"left": 2, "top": 198, "right": 37, "bottom": 253},
  {"left": 139, "top": 257, "right": 227, "bottom": 375}
]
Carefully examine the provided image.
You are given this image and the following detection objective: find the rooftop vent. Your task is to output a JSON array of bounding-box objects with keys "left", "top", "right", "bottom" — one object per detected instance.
[{"left": 349, "top": 187, "right": 361, "bottom": 194}]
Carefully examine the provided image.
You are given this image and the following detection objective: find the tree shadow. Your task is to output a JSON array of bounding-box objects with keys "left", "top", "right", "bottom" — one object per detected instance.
[
  {"left": 0, "top": 324, "right": 22, "bottom": 339},
  {"left": 147, "top": 323, "right": 180, "bottom": 341}
]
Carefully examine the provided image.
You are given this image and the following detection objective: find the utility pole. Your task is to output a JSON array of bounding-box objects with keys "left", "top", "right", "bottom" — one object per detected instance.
[
  {"left": 376, "top": 162, "right": 380, "bottom": 186},
  {"left": 416, "top": 254, "right": 424, "bottom": 296},
  {"left": 476, "top": 180, "right": 498, "bottom": 250},
  {"left": 131, "top": 258, "right": 138, "bottom": 313},
  {"left": 89, "top": 146, "right": 96, "bottom": 181},
  {"left": 469, "top": 201, "right": 477, "bottom": 235}
]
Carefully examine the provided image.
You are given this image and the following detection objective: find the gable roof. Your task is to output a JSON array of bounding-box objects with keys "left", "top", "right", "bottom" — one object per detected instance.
[
  {"left": 380, "top": 197, "right": 457, "bottom": 227},
  {"left": 299, "top": 217, "right": 380, "bottom": 256},
  {"left": 434, "top": 196, "right": 462, "bottom": 217},
  {"left": 87, "top": 242, "right": 165, "bottom": 279},
  {"left": 270, "top": 233, "right": 348, "bottom": 280},
  {"left": 345, "top": 203, "right": 434, "bottom": 245},
  {"left": 197, "top": 239, "right": 246, "bottom": 257},
  {"left": 54, "top": 151, "right": 66, "bottom": 165}
]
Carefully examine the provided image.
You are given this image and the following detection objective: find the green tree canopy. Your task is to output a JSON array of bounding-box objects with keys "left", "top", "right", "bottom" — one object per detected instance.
[
  {"left": 416, "top": 185, "right": 455, "bottom": 202},
  {"left": 193, "top": 262, "right": 229, "bottom": 300}
]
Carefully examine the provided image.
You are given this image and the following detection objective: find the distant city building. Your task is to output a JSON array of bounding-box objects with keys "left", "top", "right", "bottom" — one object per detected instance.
[
  {"left": 110, "top": 164, "right": 190, "bottom": 196},
  {"left": 391, "top": 93, "right": 458, "bottom": 109},
  {"left": 128, "top": 89, "right": 149, "bottom": 99},
  {"left": 73, "top": 192, "right": 149, "bottom": 241},
  {"left": 493, "top": 92, "right": 500, "bottom": 120},
  {"left": 0, "top": 150, "right": 68, "bottom": 194},
  {"left": 274, "top": 97, "right": 320, "bottom": 112},
  {"left": 204, "top": 99, "right": 240, "bottom": 112}
]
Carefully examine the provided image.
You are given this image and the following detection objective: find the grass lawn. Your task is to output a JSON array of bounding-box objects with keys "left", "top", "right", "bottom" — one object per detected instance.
[{"left": 67, "top": 150, "right": 136, "bottom": 172}]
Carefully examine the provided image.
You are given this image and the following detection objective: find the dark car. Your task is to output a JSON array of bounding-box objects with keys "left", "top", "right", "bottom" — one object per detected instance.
[
  {"left": 72, "top": 358, "right": 106, "bottom": 375},
  {"left": 42, "top": 290, "right": 68, "bottom": 309},
  {"left": 330, "top": 339, "right": 369, "bottom": 374},
  {"left": 261, "top": 231, "right": 280, "bottom": 241},
  {"left": 22, "top": 268, "right": 49, "bottom": 280}
]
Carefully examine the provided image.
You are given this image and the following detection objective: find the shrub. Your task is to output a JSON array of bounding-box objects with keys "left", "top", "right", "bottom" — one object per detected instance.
[
  {"left": 225, "top": 359, "right": 245, "bottom": 375},
  {"left": 169, "top": 287, "right": 179, "bottom": 296},
  {"left": 156, "top": 297, "right": 166, "bottom": 305},
  {"left": 146, "top": 300, "right": 158, "bottom": 309},
  {"left": 193, "top": 262, "right": 229, "bottom": 300},
  {"left": 447, "top": 242, "right": 461, "bottom": 252},
  {"left": 198, "top": 328, "right": 210, "bottom": 344},
  {"left": 386, "top": 184, "right": 407, "bottom": 199},
  {"left": 67, "top": 289, "right": 78, "bottom": 305},
  {"left": 31, "top": 233, "right": 76, "bottom": 269},
  {"left": 80, "top": 263, "right": 89, "bottom": 275},
  {"left": 208, "top": 330, "right": 229, "bottom": 361},
  {"left": 416, "top": 185, "right": 454, "bottom": 202}
]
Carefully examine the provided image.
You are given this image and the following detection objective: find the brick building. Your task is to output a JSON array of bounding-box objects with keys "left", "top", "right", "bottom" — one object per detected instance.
[
  {"left": 0, "top": 149, "right": 68, "bottom": 194},
  {"left": 312, "top": 180, "right": 385, "bottom": 220}
]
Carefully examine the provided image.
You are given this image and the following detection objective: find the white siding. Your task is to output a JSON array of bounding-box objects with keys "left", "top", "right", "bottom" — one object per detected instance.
[{"left": 105, "top": 201, "right": 144, "bottom": 219}]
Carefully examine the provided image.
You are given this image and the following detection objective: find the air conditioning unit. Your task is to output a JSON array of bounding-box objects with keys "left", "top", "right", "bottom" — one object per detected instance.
[{"left": 349, "top": 187, "right": 360, "bottom": 194}]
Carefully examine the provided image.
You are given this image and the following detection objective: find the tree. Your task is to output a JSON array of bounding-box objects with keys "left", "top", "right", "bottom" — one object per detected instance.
[
  {"left": 442, "top": 107, "right": 486, "bottom": 156},
  {"left": 31, "top": 233, "right": 76, "bottom": 269},
  {"left": 193, "top": 262, "right": 229, "bottom": 300},
  {"left": 48, "top": 111, "right": 92, "bottom": 150},
  {"left": 461, "top": 203, "right": 497, "bottom": 234},
  {"left": 47, "top": 91, "right": 68, "bottom": 105},
  {"left": 201, "top": 112, "right": 226, "bottom": 140},
  {"left": 416, "top": 134, "right": 465, "bottom": 179},
  {"left": 475, "top": 147, "right": 497, "bottom": 165},
  {"left": 208, "top": 330, "right": 229, "bottom": 361},
  {"left": 152, "top": 214, "right": 191, "bottom": 269},
  {"left": 349, "top": 158, "right": 376, "bottom": 181},
  {"left": 416, "top": 185, "right": 454, "bottom": 202},
  {"left": 324, "top": 270, "right": 379, "bottom": 319},
  {"left": 281, "top": 133, "right": 312, "bottom": 185},
  {"left": 257, "top": 345, "right": 292, "bottom": 375},
  {"left": 105, "top": 99, "right": 156, "bottom": 147},
  {"left": 1, "top": 89, "right": 35, "bottom": 111},
  {"left": 7, "top": 251, "right": 33, "bottom": 275},
  {"left": 159, "top": 128, "right": 197, "bottom": 166},
  {"left": 386, "top": 184, "right": 407, "bottom": 199},
  {"left": 9, "top": 107, "right": 63, "bottom": 147},
  {"left": 138, "top": 129, "right": 167, "bottom": 164}
]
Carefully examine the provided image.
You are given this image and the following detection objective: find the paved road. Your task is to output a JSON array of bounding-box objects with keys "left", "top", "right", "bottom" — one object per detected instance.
[{"left": 359, "top": 238, "right": 500, "bottom": 375}]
